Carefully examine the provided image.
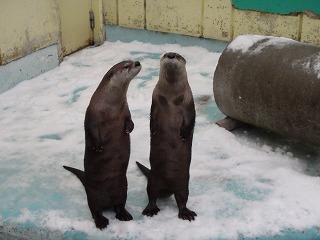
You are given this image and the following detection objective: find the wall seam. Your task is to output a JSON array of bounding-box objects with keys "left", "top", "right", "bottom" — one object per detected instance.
[
  {"left": 230, "top": 3, "right": 235, "bottom": 40},
  {"left": 116, "top": 0, "right": 119, "bottom": 25},
  {"left": 144, "top": 0, "right": 147, "bottom": 29},
  {"left": 200, "top": 0, "right": 204, "bottom": 37},
  {"left": 298, "top": 13, "right": 303, "bottom": 42}
]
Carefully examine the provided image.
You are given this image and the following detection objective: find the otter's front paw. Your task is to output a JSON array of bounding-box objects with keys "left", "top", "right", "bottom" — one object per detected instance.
[
  {"left": 125, "top": 119, "right": 134, "bottom": 133},
  {"left": 180, "top": 127, "right": 191, "bottom": 141},
  {"left": 93, "top": 145, "right": 103, "bottom": 152}
]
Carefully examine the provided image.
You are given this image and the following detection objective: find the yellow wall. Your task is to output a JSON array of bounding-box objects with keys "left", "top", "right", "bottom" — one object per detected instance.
[
  {"left": 301, "top": 13, "right": 320, "bottom": 46},
  {"left": 0, "top": 0, "right": 105, "bottom": 65},
  {"left": 92, "top": 0, "right": 106, "bottom": 46},
  {"left": 203, "top": 0, "right": 233, "bottom": 41},
  {"left": 58, "top": 0, "right": 92, "bottom": 57},
  {"left": 146, "top": 0, "right": 203, "bottom": 37},
  {"left": 103, "top": 0, "right": 320, "bottom": 45},
  {"left": 233, "top": 10, "right": 300, "bottom": 40},
  {"left": 103, "top": 0, "right": 118, "bottom": 25},
  {"left": 1, "top": 0, "right": 319, "bottom": 67},
  {"left": 119, "top": 0, "right": 145, "bottom": 29},
  {"left": 0, "top": 0, "right": 60, "bottom": 65}
]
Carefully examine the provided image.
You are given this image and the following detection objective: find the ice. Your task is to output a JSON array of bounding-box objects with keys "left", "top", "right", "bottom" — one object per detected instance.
[{"left": 1, "top": 40, "right": 320, "bottom": 239}]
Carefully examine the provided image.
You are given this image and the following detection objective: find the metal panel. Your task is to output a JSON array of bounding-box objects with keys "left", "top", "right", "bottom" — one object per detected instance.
[{"left": 232, "top": 0, "right": 320, "bottom": 15}]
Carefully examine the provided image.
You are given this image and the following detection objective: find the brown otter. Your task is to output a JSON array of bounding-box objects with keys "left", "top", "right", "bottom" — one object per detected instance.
[
  {"left": 63, "top": 60, "right": 141, "bottom": 230},
  {"left": 136, "top": 52, "right": 197, "bottom": 221}
]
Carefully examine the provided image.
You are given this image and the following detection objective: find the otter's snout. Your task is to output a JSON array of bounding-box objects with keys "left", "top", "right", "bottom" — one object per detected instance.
[
  {"left": 166, "top": 52, "right": 176, "bottom": 59},
  {"left": 162, "top": 52, "right": 186, "bottom": 65},
  {"left": 135, "top": 61, "right": 141, "bottom": 67}
]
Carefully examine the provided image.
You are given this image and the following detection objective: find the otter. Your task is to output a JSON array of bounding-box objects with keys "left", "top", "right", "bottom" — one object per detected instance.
[
  {"left": 137, "top": 52, "right": 197, "bottom": 221},
  {"left": 63, "top": 60, "right": 141, "bottom": 229}
]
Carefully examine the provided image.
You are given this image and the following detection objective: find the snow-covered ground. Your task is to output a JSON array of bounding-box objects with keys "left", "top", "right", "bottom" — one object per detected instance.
[{"left": 1, "top": 40, "right": 320, "bottom": 239}]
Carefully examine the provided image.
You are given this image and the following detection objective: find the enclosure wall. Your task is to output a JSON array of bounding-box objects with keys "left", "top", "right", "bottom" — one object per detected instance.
[
  {"left": 0, "top": 0, "right": 60, "bottom": 65},
  {"left": 103, "top": 0, "right": 320, "bottom": 45},
  {"left": 0, "top": 0, "right": 105, "bottom": 66}
]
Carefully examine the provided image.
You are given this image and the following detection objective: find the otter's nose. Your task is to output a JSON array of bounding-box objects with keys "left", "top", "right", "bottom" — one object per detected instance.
[
  {"left": 166, "top": 52, "right": 176, "bottom": 59},
  {"left": 135, "top": 61, "right": 141, "bottom": 66}
]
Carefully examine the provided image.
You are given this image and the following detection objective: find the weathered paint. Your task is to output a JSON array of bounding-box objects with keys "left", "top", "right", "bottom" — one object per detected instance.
[
  {"left": 118, "top": 0, "right": 145, "bottom": 29},
  {"left": 0, "top": 0, "right": 60, "bottom": 65},
  {"left": 233, "top": 9, "right": 300, "bottom": 40},
  {"left": 232, "top": 0, "right": 320, "bottom": 15},
  {"left": 57, "top": 0, "right": 93, "bottom": 57},
  {"left": 103, "top": 0, "right": 320, "bottom": 46},
  {"left": 92, "top": 0, "right": 106, "bottom": 46},
  {"left": 301, "top": 13, "right": 320, "bottom": 46},
  {"left": 103, "top": 0, "right": 118, "bottom": 25},
  {"left": 203, "top": 0, "right": 233, "bottom": 41},
  {"left": 146, "top": 0, "right": 202, "bottom": 37}
]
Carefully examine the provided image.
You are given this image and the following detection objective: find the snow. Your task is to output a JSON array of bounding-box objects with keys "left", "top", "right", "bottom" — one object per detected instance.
[
  {"left": 227, "top": 34, "right": 295, "bottom": 54},
  {"left": 1, "top": 40, "right": 320, "bottom": 239},
  {"left": 294, "top": 53, "right": 320, "bottom": 79}
]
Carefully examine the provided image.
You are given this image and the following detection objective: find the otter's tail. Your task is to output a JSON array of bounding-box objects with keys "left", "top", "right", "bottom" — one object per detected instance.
[
  {"left": 63, "top": 165, "right": 85, "bottom": 186},
  {"left": 136, "top": 161, "right": 172, "bottom": 198},
  {"left": 136, "top": 161, "right": 150, "bottom": 178}
]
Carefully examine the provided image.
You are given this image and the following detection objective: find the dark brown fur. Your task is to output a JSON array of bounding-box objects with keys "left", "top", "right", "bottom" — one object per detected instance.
[
  {"left": 64, "top": 60, "right": 141, "bottom": 230},
  {"left": 137, "top": 52, "right": 197, "bottom": 221}
]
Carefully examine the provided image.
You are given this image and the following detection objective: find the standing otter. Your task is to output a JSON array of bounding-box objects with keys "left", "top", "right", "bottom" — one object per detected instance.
[
  {"left": 63, "top": 60, "right": 141, "bottom": 230},
  {"left": 137, "top": 52, "right": 197, "bottom": 221}
]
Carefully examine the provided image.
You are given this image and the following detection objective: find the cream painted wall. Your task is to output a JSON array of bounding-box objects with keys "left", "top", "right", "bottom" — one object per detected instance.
[
  {"left": 0, "top": 0, "right": 60, "bottom": 65},
  {"left": 119, "top": 0, "right": 145, "bottom": 29},
  {"left": 233, "top": 10, "right": 301, "bottom": 40},
  {"left": 103, "top": 0, "right": 118, "bottom": 25},
  {"left": 92, "top": 0, "right": 106, "bottom": 45},
  {"left": 146, "top": 0, "right": 203, "bottom": 37},
  {"left": 103, "top": 0, "right": 320, "bottom": 46},
  {"left": 58, "top": 0, "right": 92, "bottom": 57},
  {"left": 0, "top": 0, "right": 105, "bottom": 65},
  {"left": 301, "top": 13, "right": 320, "bottom": 46},
  {"left": 203, "top": 0, "right": 233, "bottom": 41},
  {"left": 1, "top": 0, "right": 319, "bottom": 67}
]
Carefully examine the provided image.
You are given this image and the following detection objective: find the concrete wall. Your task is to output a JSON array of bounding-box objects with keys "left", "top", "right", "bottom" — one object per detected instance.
[
  {"left": 0, "top": 0, "right": 106, "bottom": 66},
  {"left": 1, "top": 0, "right": 319, "bottom": 94},
  {"left": 0, "top": 0, "right": 105, "bottom": 93},
  {"left": 2, "top": 0, "right": 318, "bottom": 67},
  {"left": 0, "top": 0, "right": 60, "bottom": 65},
  {"left": 103, "top": 0, "right": 320, "bottom": 45}
]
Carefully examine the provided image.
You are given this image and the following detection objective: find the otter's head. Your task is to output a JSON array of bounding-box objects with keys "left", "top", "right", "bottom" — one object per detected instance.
[
  {"left": 105, "top": 60, "right": 142, "bottom": 86},
  {"left": 160, "top": 52, "right": 187, "bottom": 84}
]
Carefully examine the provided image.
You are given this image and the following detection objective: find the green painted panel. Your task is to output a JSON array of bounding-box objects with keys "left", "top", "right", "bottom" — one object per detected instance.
[{"left": 232, "top": 0, "right": 320, "bottom": 15}]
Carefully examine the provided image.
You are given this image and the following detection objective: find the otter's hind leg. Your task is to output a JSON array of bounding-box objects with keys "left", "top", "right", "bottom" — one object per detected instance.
[
  {"left": 142, "top": 175, "right": 160, "bottom": 217},
  {"left": 87, "top": 194, "right": 109, "bottom": 229},
  {"left": 174, "top": 189, "right": 197, "bottom": 221},
  {"left": 88, "top": 204, "right": 109, "bottom": 229},
  {"left": 114, "top": 204, "right": 133, "bottom": 221}
]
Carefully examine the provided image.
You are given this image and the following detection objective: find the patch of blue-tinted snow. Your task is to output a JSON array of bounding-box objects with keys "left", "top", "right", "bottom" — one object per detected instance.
[{"left": 223, "top": 178, "right": 271, "bottom": 202}]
